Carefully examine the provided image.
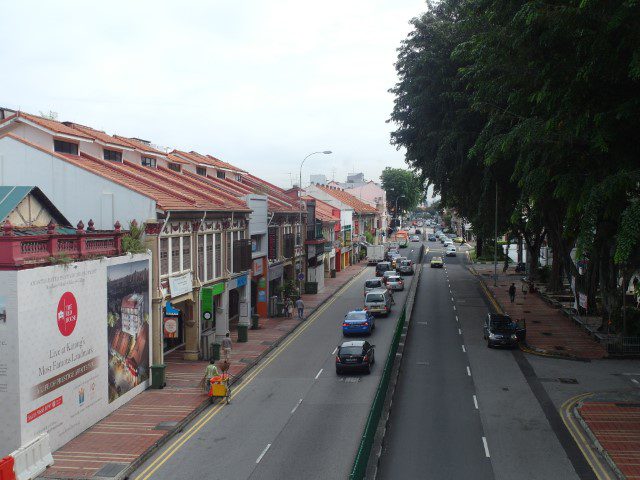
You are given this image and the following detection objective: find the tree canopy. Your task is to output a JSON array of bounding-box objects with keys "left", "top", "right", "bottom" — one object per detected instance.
[{"left": 380, "top": 167, "right": 424, "bottom": 215}]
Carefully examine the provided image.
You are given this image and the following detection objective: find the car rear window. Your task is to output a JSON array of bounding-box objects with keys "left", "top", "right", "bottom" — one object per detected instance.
[
  {"left": 388, "top": 276, "right": 401, "bottom": 281},
  {"left": 340, "top": 346, "right": 364, "bottom": 355},
  {"left": 346, "top": 312, "right": 367, "bottom": 320},
  {"left": 365, "top": 280, "right": 382, "bottom": 288},
  {"left": 366, "top": 293, "right": 385, "bottom": 302}
]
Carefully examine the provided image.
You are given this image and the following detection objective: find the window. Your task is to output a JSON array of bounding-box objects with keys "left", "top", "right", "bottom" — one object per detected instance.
[
  {"left": 214, "top": 233, "right": 222, "bottom": 276},
  {"left": 197, "top": 234, "right": 205, "bottom": 281},
  {"left": 168, "top": 163, "right": 181, "bottom": 172},
  {"left": 171, "top": 237, "right": 181, "bottom": 272},
  {"left": 216, "top": 170, "right": 226, "bottom": 179},
  {"left": 160, "top": 238, "right": 169, "bottom": 275},
  {"left": 103, "top": 149, "right": 122, "bottom": 162},
  {"left": 235, "top": 174, "right": 242, "bottom": 182},
  {"left": 53, "top": 140, "right": 78, "bottom": 155},
  {"left": 196, "top": 166, "right": 207, "bottom": 176},
  {"left": 182, "top": 236, "right": 191, "bottom": 271},
  {"left": 226, "top": 231, "right": 232, "bottom": 272},
  {"left": 142, "top": 156, "right": 156, "bottom": 168},
  {"left": 206, "top": 234, "right": 214, "bottom": 280}
]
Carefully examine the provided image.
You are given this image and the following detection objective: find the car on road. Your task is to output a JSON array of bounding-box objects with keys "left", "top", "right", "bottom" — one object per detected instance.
[
  {"left": 376, "top": 261, "right": 392, "bottom": 277},
  {"left": 336, "top": 340, "right": 375, "bottom": 374},
  {"left": 364, "top": 278, "right": 385, "bottom": 296},
  {"left": 428, "top": 234, "right": 437, "bottom": 242},
  {"left": 398, "top": 259, "right": 414, "bottom": 275},
  {"left": 410, "top": 235, "right": 421, "bottom": 242},
  {"left": 446, "top": 245, "right": 457, "bottom": 257},
  {"left": 386, "top": 275, "right": 404, "bottom": 291},
  {"left": 364, "top": 289, "right": 392, "bottom": 316},
  {"left": 483, "top": 313, "right": 526, "bottom": 348},
  {"left": 342, "top": 310, "right": 375, "bottom": 336},
  {"left": 453, "top": 237, "right": 464, "bottom": 244},
  {"left": 388, "top": 253, "right": 401, "bottom": 268},
  {"left": 382, "top": 270, "right": 399, "bottom": 284},
  {"left": 430, "top": 256, "right": 444, "bottom": 268}
]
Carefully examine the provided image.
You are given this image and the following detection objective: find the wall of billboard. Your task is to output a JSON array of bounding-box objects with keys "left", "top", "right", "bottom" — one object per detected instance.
[{"left": 0, "top": 253, "right": 151, "bottom": 455}]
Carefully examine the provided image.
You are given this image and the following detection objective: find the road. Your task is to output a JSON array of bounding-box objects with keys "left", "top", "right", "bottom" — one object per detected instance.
[
  {"left": 132, "top": 246, "right": 423, "bottom": 480},
  {"left": 378, "top": 237, "right": 639, "bottom": 480}
]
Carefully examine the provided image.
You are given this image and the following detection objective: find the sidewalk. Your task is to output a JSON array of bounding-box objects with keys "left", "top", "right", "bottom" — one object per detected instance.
[
  {"left": 473, "top": 264, "right": 606, "bottom": 359},
  {"left": 41, "top": 262, "right": 368, "bottom": 479},
  {"left": 575, "top": 391, "right": 640, "bottom": 479}
]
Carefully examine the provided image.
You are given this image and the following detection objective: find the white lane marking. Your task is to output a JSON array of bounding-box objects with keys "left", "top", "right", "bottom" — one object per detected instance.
[
  {"left": 455, "top": 315, "right": 459, "bottom": 322},
  {"left": 453, "top": 306, "right": 457, "bottom": 311},
  {"left": 256, "top": 444, "right": 271, "bottom": 463},
  {"left": 632, "top": 379, "right": 639, "bottom": 385},
  {"left": 458, "top": 328, "right": 462, "bottom": 335},
  {"left": 467, "top": 366, "right": 471, "bottom": 376},
  {"left": 473, "top": 395, "right": 478, "bottom": 409},
  {"left": 315, "top": 368, "right": 323, "bottom": 380},
  {"left": 291, "top": 398, "right": 303, "bottom": 414},
  {"left": 462, "top": 345, "right": 466, "bottom": 353},
  {"left": 482, "top": 437, "right": 490, "bottom": 457},
  {"left": 332, "top": 347, "right": 338, "bottom": 355}
]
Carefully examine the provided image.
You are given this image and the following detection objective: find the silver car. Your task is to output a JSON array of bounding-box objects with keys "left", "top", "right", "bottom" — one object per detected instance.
[{"left": 386, "top": 275, "right": 405, "bottom": 291}]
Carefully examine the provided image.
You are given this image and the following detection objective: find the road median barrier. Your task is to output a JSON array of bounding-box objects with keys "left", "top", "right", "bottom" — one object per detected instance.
[{"left": 349, "top": 245, "right": 424, "bottom": 480}]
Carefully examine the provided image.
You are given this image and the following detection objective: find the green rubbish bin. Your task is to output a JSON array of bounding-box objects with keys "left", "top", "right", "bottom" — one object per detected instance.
[
  {"left": 211, "top": 343, "right": 221, "bottom": 361},
  {"left": 238, "top": 325, "right": 248, "bottom": 343},
  {"left": 150, "top": 364, "right": 166, "bottom": 389},
  {"left": 251, "top": 314, "right": 260, "bottom": 330}
]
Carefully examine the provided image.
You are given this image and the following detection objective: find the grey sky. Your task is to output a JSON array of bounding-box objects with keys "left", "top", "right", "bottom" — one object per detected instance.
[{"left": 0, "top": 0, "right": 426, "bottom": 188}]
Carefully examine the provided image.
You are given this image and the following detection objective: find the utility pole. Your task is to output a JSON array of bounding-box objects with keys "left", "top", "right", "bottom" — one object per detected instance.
[{"left": 494, "top": 181, "right": 498, "bottom": 287}]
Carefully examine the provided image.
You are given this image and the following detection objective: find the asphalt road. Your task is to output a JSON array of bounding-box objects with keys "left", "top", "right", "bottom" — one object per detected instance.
[{"left": 132, "top": 246, "right": 423, "bottom": 480}]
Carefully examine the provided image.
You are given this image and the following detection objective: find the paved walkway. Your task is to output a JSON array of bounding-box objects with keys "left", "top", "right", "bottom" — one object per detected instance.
[
  {"left": 41, "top": 262, "right": 367, "bottom": 479},
  {"left": 473, "top": 264, "right": 606, "bottom": 359}
]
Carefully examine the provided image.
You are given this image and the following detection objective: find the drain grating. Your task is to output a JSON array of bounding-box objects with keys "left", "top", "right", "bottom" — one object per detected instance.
[
  {"left": 559, "top": 378, "right": 579, "bottom": 384},
  {"left": 532, "top": 320, "right": 541, "bottom": 324},
  {"left": 261, "top": 341, "right": 274, "bottom": 346},
  {"left": 523, "top": 310, "right": 531, "bottom": 313},
  {"left": 154, "top": 421, "right": 179, "bottom": 430},
  {"left": 542, "top": 332, "right": 553, "bottom": 336},
  {"left": 341, "top": 377, "right": 360, "bottom": 383},
  {"left": 95, "top": 463, "right": 128, "bottom": 477},
  {"left": 554, "top": 346, "right": 565, "bottom": 351}
]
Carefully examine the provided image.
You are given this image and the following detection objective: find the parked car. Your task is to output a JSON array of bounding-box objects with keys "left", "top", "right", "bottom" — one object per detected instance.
[
  {"left": 410, "top": 235, "right": 421, "bottom": 242},
  {"left": 483, "top": 313, "right": 526, "bottom": 348},
  {"left": 364, "top": 278, "right": 385, "bottom": 296},
  {"left": 336, "top": 341, "right": 375, "bottom": 374},
  {"left": 382, "top": 270, "right": 399, "bottom": 284},
  {"left": 398, "top": 259, "right": 414, "bottom": 275},
  {"left": 376, "top": 261, "right": 391, "bottom": 277},
  {"left": 342, "top": 310, "right": 375, "bottom": 336},
  {"left": 430, "top": 256, "right": 444, "bottom": 268},
  {"left": 446, "top": 245, "right": 457, "bottom": 257},
  {"left": 364, "top": 289, "right": 392, "bottom": 316},
  {"left": 428, "top": 234, "right": 437, "bottom": 242},
  {"left": 386, "top": 275, "right": 404, "bottom": 291}
]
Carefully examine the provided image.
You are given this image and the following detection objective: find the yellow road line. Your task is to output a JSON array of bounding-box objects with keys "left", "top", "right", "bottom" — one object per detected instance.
[
  {"left": 478, "top": 278, "right": 504, "bottom": 314},
  {"left": 134, "top": 266, "right": 370, "bottom": 480},
  {"left": 560, "top": 393, "right": 614, "bottom": 480}
]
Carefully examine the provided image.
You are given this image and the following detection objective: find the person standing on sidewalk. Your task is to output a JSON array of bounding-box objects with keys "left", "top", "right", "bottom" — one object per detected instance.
[
  {"left": 295, "top": 297, "right": 305, "bottom": 320},
  {"left": 508, "top": 283, "right": 516, "bottom": 303},
  {"left": 221, "top": 332, "right": 232, "bottom": 362}
]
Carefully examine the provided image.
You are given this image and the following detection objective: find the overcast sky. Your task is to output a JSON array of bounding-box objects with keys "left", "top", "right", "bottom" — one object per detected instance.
[{"left": 0, "top": 0, "right": 426, "bottom": 188}]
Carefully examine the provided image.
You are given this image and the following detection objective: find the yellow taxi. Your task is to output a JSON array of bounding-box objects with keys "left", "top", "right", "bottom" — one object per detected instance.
[{"left": 430, "top": 256, "right": 444, "bottom": 268}]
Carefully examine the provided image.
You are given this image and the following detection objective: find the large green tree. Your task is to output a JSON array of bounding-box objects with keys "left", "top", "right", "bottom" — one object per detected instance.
[{"left": 380, "top": 167, "right": 424, "bottom": 215}]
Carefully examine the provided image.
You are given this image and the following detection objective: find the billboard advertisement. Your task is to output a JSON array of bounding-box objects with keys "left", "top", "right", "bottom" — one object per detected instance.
[{"left": 0, "top": 254, "right": 151, "bottom": 455}]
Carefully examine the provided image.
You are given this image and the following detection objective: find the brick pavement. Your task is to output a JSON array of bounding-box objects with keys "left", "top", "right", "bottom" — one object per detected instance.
[
  {"left": 579, "top": 400, "right": 640, "bottom": 479},
  {"left": 473, "top": 264, "right": 606, "bottom": 359},
  {"left": 40, "top": 262, "right": 367, "bottom": 479}
]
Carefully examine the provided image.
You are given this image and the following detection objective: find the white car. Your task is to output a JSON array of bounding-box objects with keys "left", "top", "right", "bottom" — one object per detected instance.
[{"left": 446, "top": 245, "right": 457, "bottom": 257}]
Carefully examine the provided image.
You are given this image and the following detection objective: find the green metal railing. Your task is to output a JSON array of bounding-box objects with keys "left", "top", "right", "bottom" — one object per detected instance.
[{"left": 349, "top": 305, "right": 406, "bottom": 480}]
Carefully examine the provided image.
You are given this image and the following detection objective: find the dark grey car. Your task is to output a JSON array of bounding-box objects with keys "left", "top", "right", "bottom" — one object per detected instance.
[{"left": 483, "top": 313, "right": 526, "bottom": 348}]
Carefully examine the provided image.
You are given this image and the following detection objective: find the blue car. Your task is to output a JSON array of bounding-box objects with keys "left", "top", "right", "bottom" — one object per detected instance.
[{"left": 342, "top": 310, "right": 375, "bottom": 336}]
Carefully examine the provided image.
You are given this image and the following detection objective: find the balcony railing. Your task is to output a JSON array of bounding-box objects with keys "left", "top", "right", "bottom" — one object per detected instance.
[{"left": 0, "top": 220, "right": 124, "bottom": 270}]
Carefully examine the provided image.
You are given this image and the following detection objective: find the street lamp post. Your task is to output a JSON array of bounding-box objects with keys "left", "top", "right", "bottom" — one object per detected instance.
[{"left": 298, "top": 150, "right": 332, "bottom": 298}]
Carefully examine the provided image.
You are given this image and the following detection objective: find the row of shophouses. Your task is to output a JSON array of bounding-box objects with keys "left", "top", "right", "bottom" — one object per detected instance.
[{"left": 0, "top": 109, "right": 387, "bottom": 367}]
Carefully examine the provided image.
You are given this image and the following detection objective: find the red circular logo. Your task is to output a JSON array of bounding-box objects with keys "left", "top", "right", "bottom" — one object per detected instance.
[{"left": 57, "top": 292, "right": 78, "bottom": 336}]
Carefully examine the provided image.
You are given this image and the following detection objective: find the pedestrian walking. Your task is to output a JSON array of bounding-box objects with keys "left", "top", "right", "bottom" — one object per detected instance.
[
  {"left": 221, "top": 332, "right": 232, "bottom": 362},
  {"left": 295, "top": 297, "right": 305, "bottom": 320},
  {"left": 202, "top": 359, "right": 219, "bottom": 393},
  {"left": 508, "top": 283, "right": 516, "bottom": 303},
  {"left": 286, "top": 298, "right": 293, "bottom": 318}
]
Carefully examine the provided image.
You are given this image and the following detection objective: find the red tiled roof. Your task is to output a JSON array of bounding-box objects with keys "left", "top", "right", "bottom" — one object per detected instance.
[
  {"left": 302, "top": 196, "right": 339, "bottom": 223},
  {"left": 205, "top": 154, "right": 245, "bottom": 173},
  {"left": 315, "top": 184, "right": 378, "bottom": 214},
  {"left": 64, "top": 123, "right": 133, "bottom": 149},
  {"left": 113, "top": 136, "right": 167, "bottom": 156},
  {"left": 166, "top": 153, "right": 191, "bottom": 165},
  {"left": 17, "top": 112, "right": 94, "bottom": 140}
]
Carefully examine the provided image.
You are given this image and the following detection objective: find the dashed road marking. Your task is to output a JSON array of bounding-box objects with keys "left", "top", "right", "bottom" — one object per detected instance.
[
  {"left": 462, "top": 345, "right": 466, "bottom": 353},
  {"left": 482, "top": 437, "right": 490, "bottom": 457},
  {"left": 291, "top": 398, "right": 303, "bottom": 414},
  {"left": 453, "top": 306, "right": 457, "bottom": 311},
  {"left": 632, "top": 379, "right": 639, "bottom": 385},
  {"left": 332, "top": 347, "right": 338, "bottom": 355},
  {"left": 467, "top": 366, "right": 471, "bottom": 376},
  {"left": 315, "top": 369, "right": 323, "bottom": 380},
  {"left": 256, "top": 444, "right": 271, "bottom": 463},
  {"left": 473, "top": 395, "right": 478, "bottom": 409},
  {"left": 458, "top": 328, "right": 462, "bottom": 335}
]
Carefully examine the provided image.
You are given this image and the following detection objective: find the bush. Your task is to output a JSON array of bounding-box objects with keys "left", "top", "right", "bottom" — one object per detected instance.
[
  {"left": 122, "top": 221, "right": 147, "bottom": 254},
  {"left": 536, "top": 265, "right": 550, "bottom": 283}
]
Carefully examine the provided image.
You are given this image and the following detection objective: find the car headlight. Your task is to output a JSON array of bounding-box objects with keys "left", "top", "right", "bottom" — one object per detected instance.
[
  {"left": 488, "top": 333, "right": 497, "bottom": 340},
  {"left": 510, "top": 334, "right": 517, "bottom": 340}
]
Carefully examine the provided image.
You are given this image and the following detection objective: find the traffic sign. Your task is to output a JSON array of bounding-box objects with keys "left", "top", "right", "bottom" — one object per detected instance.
[{"left": 297, "top": 273, "right": 305, "bottom": 281}]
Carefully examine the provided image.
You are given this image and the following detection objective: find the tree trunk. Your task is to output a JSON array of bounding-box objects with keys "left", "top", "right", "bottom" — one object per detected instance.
[
  {"left": 548, "top": 238, "right": 564, "bottom": 293},
  {"left": 476, "top": 236, "right": 484, "bottom": 258},
  {"left": 517, "top": 236, "right": 523, "bottom": 263}
]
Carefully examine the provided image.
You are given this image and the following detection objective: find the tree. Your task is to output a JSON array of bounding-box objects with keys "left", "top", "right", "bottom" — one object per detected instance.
[{"left": 380, "top": 167, "right": 423, "bottom": 215}]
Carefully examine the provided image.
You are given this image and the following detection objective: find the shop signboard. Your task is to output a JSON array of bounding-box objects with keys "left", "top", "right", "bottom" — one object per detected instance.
[
  {"left": 0, "top": 254, "right": 151, "bottom": 455},
  {"left": 168, "top": 272, "right": 193, "bottom": 299},
  {"left": 252, "top": 258, "right": 264, "bottom": 277}
]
